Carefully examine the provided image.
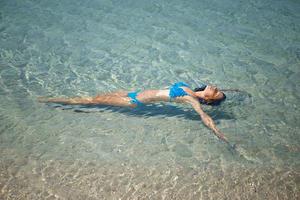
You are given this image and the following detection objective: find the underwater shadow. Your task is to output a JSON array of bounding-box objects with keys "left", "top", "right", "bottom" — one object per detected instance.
[{"left": 50, "top": 103, "right": 236, "bottom": 121}]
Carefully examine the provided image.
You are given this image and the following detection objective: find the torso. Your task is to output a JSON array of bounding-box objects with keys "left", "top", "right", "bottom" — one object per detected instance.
[{"left": 137, "top": 89, "right": 189, "bottom": 104}]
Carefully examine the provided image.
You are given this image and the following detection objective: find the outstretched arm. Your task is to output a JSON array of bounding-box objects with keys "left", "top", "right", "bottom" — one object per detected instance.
[{"left": 185, "top": 97, "right": 230, "bottom": 144}]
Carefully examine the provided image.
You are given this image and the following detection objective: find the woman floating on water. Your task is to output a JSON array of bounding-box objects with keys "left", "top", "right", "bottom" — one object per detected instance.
[{"left": 39, "top": 82, "right": 231, "bottom": 145}]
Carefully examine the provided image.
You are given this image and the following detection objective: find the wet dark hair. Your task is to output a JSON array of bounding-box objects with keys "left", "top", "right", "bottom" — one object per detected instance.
[{"left": 193, "top": 85, "right": 226, "bottom": 106}]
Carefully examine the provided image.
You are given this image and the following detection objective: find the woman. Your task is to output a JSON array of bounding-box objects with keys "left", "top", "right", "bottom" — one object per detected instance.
[{"left": 39, "top": 82, "right": 229, "bottom": 145}]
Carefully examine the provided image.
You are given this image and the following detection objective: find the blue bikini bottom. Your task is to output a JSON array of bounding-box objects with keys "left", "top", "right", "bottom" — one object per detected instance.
[{"left": 127, "top": 91, "right": 143, "bottom": 106}]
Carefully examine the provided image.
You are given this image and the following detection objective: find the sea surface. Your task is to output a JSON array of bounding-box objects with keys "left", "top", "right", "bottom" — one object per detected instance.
[{"left": 0, "top": 0, "right": 299, "bottom": 199}]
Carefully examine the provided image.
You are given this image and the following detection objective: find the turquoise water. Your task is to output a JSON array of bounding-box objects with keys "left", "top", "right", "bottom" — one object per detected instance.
[{"left": 0, "top": 0, "right": 299, "bottom": 199}]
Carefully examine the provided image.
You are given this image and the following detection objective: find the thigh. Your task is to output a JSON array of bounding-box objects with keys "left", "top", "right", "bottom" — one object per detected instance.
[{"left": 93, "top": 95, "right": 135, "bottom": 107}]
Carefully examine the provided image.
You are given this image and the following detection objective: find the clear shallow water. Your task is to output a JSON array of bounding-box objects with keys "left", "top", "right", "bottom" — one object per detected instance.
[{"left": 0, "top": 0, "right": 299, "bottom": 199}]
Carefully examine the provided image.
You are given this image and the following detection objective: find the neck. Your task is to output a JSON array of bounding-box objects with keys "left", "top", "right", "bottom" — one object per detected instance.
[{"left": 195, "top": 91, "right": 207, "bottom": 100}]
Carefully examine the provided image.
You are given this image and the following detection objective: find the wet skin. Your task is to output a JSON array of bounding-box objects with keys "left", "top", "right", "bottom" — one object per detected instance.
[{"left": 38, "top": 85, "right": 229, "bottom": 144}]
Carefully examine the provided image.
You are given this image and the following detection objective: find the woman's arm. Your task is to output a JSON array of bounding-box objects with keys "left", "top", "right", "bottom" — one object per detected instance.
[{"left": 185, "top": 96, "right": 230, "bottom": 144}]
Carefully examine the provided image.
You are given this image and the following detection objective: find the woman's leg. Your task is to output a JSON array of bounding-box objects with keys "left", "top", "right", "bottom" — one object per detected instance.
[
  {"left": 38, "top": 95, "right": 135, "bottom": 107},
  {"left": 93, "top": 95, "right": 134, "bottom": 107},
  {"left": 38, "top": 96, "right": 95, "bottom": 105}
]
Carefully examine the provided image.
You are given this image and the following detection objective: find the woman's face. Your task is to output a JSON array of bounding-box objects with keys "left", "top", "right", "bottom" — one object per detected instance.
[{"left": 203, "top": 85, "right": 224, "bottom": 103}]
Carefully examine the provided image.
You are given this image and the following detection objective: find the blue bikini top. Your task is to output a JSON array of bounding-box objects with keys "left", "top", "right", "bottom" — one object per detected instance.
[{"left": 169, "top": 82, "right": 190, "bottom": 99}]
